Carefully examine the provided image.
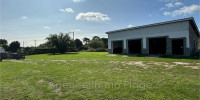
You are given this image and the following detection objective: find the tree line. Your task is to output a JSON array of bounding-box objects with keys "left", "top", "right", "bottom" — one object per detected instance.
[
  {"left": 0, "top": 33, "right": 108, "bottom": 54},
  {"left": 0, "top": 39, "right": 20, "bottom": 52},
  {"left": 44, "top": 33, "right": 108, "bottom": 54}
]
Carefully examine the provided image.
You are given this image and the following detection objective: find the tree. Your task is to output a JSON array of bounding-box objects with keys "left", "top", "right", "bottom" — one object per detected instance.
[
  {"left": 9, "top": 41, "right": 20, "bottom": 52},
  {"left": 0, "top": 39, "right": 7, "bottom": 44},
  {"left": 88, "top": 40, "right": 104, "bottom": 49},
  {"left": 0, "top": 44, "right": 9, "bottom": 51},
  {"left": 38, "top": 43, "right": 49, "bottom": 49},
  {"left": 75, "top": 39, "right": 83, "bottom": 49},
  {"left": 101, "top": 38, "right": 108, "bottom": 48},
  {"left": 83, "top": 37, "right": 90, "bottom": 45},
  {"left": 46, "top": 33, "right": 71, "bottom": 54},
  {"left": 68, "top": 40, "right": 76, "bottom": 51},
  {"left": 0, "top": 39, "right": 8, "bottom": 51},
  {"left": 92, "top": 36, "right": 101, "bottom": 41}
]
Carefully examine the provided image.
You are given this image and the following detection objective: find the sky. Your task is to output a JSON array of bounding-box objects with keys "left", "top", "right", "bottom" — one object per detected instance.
[{"left": 0, "top": 0, "right": 200, "bottom": 47}]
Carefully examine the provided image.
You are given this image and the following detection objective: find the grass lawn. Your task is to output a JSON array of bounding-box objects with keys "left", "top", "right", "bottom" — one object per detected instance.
[{"left": 0, "top": 52, "right": 199, "bottom": 100}]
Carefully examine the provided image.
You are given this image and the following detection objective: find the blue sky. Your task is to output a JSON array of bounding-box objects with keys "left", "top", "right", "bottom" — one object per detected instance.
[{"left": 0, "top": 0, "right": 200, "bottom": 46}]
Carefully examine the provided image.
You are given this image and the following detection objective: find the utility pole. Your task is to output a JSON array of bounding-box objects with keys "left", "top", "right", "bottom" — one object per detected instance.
[
  {"left": 68, "top": 31, "right": 75, "bottom": 40},
  {"left": 73, "top": 31, "right": 74, "bottom": 40}
]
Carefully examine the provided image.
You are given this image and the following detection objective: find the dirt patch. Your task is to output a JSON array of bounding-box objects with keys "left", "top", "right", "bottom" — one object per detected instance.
[
  {"left": 6, "top": 59, "right": 37, "bottom": 64},
  {"left": 94, "top": 62, "right": 98, "bottom": 63},
  {"left": 48, "top": 82, "right": 56, "bottom": 88},
  {"left": 173, "top": 62, "right": 191, "bottom": 65},
  {"left": 110, "top": 61, "right": 148, "bottom": 69},
  {"left": 113, "top": 67, "right": 128, "bottom": 71},
  {"left": 106, "top": 54, "right": 117, "bottom": 56},
  {"left": 183, "top": 66, "right": 200, "bottom": 69},
  {"left": 38, "top": 79, "right": 45, "bottom": 83},
  {"left": 52, "top": 60, "right": 68, "bottom": 62},
  {"left": 110, "top": 60, "right": 199, "bottom": 69},
  {"left": 126, "top": 61, "right": 148, "bottom": 69},
  {"left": 147, "top": 61, "right": 176, "bottom": 69},
  {"left": 51, "top": 59, "right": 88, "bottom": 62},
  {"left": 48, "top": 82, "right": 62, "bottom": 95},
  {"left": 54, "top": 87, "right": 62, "bottom": 96},
  {"left": 164, "top": 65, "right": 176, "bottom": 69},
  {"left": 38, "top": 79, "right": 62, "bottom": 95},
  {"left": 6, "top": 60, "right": 25, "bottom": 63},
  {"left": 109, "top": 61, "right": 121, "bottom": 64},
  {"left": 173, "top": 62, "right": 200, "bottom": 69}
]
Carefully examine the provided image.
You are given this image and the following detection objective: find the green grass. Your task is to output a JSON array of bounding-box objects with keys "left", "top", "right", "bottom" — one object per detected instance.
[{"left": 0, "top": 52, "right": 199, "bottom": 100}]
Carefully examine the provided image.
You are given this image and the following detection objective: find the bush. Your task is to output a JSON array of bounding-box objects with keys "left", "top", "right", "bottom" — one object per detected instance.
[
  {"left": 86, "top": 48, "right": 96, "bottom": 52},
  {"left": 95, "top": 48, "right": 108, "bottom": 52},
  {"left": 88, "top": 40, "right": 104, "bottom": 49},
  {"left": 79, "top": 45, "right": 88, "bottom": 51}
]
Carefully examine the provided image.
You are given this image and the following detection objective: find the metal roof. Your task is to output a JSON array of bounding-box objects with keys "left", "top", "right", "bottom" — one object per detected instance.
[{"left": 106, "top": 17, "right": 200, "bottom": 36}]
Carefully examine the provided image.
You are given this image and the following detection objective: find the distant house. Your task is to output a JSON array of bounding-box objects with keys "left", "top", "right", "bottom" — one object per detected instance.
[{"left": 106, "top": 17, "right": 199, "bottom": 56}]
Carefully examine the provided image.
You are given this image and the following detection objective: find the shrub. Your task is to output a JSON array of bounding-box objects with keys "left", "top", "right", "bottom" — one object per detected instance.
[
  {"left": 86, "top": 48, "right": 96, "bottom": 52},
  {"left": 79, "top": 45, "right": 88, "bottom": 51},
  {"left": 88, "top": 40, "right": 104, "bottom": 49},
  {"left": 95, "top": 48, "right": 108, "bottom": 52},
  {"left": 82, "top": 48, "right": 108, "bottom": 52}
]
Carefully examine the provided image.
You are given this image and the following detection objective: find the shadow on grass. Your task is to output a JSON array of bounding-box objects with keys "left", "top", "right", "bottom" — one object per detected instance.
[
  {"left": 48, "top": 52, "right": 79, "bottom": 55},
  {"left": 116, "top": 54, "right": 200, "bottom": 60},
  {"left": 160, "top": 55, "right": 200, "bottom": 60}
]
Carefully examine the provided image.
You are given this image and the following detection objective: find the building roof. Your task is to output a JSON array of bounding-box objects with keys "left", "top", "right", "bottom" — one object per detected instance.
[{"left": 106, "top": 17, "right": 200, "bottom": 37}]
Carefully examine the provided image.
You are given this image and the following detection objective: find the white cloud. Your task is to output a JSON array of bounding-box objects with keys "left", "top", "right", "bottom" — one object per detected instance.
[
  {"left": 73, "top": 0, "right": 84, "bottom": 3},
  {"left": 21, "top": 16, "right": 28, "bottom": 19},
  {"left": 160, "top": 7, "right": 165, "bottom": 11},
  {"left": 165, "top": 2, "right": 183, "bottom": 8},
  {"left": 59, "top": 8, "right": 74, "bottom": 13},
  {"left": 128, "top": 25, "right": 133, "bottom": 28},
  {"left": 163, "top": 4, "right": 200, "bottom": 17},
  {"left": 174, "top": 2, "right": 183, "bottom": 6},
  {"left": 165, "top": 3, "right": 174, "bottom": 8},
  {"left": 76, "top": 12, "right": 111, "bottom": 22},
  {"left": 44, "top": 26, "right": 50, "bottom": 29},
  {"left": 163, "top": 12, "right": 171, "bottom": 16},
  {"left": 161, "top": 1, "right": 183, "bottom": 10}
]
